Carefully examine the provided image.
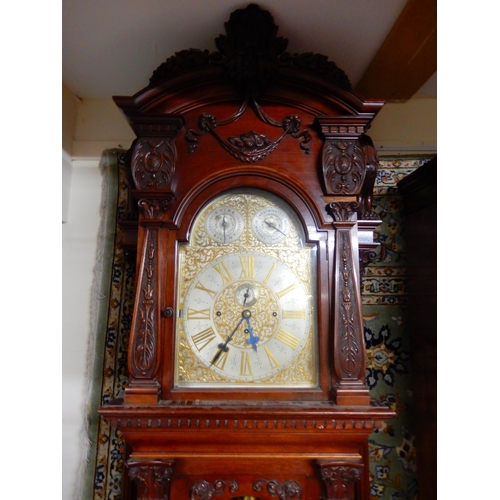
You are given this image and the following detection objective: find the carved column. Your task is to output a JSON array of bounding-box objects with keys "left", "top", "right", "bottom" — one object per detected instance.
[
  {"left": 128, "top": 459, "right": 175, "bottom": 500},
  {"left": 318, "top": 461, "right": 363, "bottom": 500},
  {"left": 327, "top": 201, "right": 369, "bottom": 405},
  {"left": 125, "top": 118, "right": 184, "bottom": 404},
  {"left": 316, "top": 116, "right": 375, "bottom": 406}
]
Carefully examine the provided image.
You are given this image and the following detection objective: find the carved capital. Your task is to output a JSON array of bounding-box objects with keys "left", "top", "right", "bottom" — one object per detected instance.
[
  {"left": 318, "top": 462, "right": 363, "bottom": 500},
  {"left": 190, "top": 479, "right": 239, "bottom": 500},
  {"left": 254, "top": 479, "right": 302, "bottom": 500},
  {"left": 131, "top": 138, "right": 177, "bottom": 190},
  {"left": 127, "top": 459, "right": 174, "bottom": 500},
  {"left": 326, "top": 201, "right": 359, "bottom": 223},
  {"left": 137, "top": 196, "right": 174, "bottom": 219}
]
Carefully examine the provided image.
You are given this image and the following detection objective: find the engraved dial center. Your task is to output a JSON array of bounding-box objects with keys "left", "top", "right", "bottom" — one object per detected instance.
[{"left": 213, "top": 280, "right": 279, "bottom": 349}]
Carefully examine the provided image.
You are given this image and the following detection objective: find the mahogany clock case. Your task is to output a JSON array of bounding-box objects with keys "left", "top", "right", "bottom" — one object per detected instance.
[{"left": 98, "top": 5, "right": 396, "bottom": 500}]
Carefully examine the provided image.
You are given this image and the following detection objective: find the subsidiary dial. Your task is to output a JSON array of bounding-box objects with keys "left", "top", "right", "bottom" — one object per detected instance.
[
  {"left": 206, "top": 206, "right": 244, "bottom": 244},
  {"left": 252, "top": 207, "right": 290, "bottom": 244}
]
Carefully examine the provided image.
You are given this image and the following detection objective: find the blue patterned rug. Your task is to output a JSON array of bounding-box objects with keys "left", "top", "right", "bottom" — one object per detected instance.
[{"left": 83, "top": 152, "right": 432, "bottom": 500}]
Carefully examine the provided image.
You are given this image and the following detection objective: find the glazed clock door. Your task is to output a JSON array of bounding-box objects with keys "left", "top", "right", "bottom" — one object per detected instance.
[{"left": 173, "top": 189, "right": 319, "bottom": 393}]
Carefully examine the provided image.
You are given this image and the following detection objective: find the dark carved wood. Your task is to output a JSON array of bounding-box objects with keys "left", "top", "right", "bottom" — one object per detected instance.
[
  {"left": 100, "top": 4, "right": 394, "bottom": 499},
  {"left": 357, "top": 134, "right": 379, "bottom": 218},
  {"left": 318, "top": 461, "right": 363, "bottom": 500},
  {"left": 186, "top": 99, "right": 311, "bottom": 162},
  {"left": 131, "top": 138, "right": 177, "bottom": 190},
  {"left": 359, "top": 248, "right": 378, "bottom": 275},
  {"left": 321, "top": 140, "right": 365, "bottom": 195},
  {"left": 149, "top": 4, "right": 351, "bottom": 95},
  {"left": 190, "top": 479, "right": 239, "bottom": 500},
  {"left": 127, "top": 459, "right": 174, "bottom": 500},
  {"left": 254, "top": 479, "right": 303, "bottom": 500},
  {"left": 327, "top": 202, "right": 370, "bottom": 405}
]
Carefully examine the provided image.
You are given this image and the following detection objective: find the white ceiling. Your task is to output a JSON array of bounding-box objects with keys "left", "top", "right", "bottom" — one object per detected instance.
[{"left": 62, "top": 0, "right": 436, "bottom": 101}]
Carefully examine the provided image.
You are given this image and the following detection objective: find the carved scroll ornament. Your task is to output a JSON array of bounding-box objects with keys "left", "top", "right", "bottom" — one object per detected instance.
[
  {"left": 190, "top": 479, "right": 239, "bottom": 500},
  {"left": 254, "top": 479, "right": 303, "bottom": 500}
]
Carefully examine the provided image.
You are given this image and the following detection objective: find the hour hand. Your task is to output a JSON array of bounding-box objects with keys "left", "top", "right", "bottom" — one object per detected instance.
[{"left": 244, "top": 314, "right": 260, "bottom": 352}]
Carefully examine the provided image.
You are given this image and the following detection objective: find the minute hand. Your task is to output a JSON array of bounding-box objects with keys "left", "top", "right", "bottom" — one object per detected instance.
[
  {"left": 210, "top": 310, "right": 249, "bottom": 366},
  {"left": 264, "top": 220, "right": 286, "bottom": 236}
]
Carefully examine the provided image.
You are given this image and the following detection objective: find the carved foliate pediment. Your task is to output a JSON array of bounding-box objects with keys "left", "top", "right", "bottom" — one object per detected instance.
[{"left": 149, "top": 3, "right": 351, "bottom": 96}]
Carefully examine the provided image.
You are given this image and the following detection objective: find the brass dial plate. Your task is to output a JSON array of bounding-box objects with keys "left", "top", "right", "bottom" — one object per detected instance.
[{"left": 174, "top": 190, "right": 318, "bottom": 388}]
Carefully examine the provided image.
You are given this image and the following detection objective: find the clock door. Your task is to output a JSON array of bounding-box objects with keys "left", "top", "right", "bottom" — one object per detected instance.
[{"left": 173, "top": 189, "right": 319, "bottom": 395}]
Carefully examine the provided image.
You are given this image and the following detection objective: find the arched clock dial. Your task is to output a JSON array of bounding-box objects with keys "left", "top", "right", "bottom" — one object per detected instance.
[
  {"left": 252, "top": 206, "right": 290, "bottom": 244},
  {"left": 205, "top": 206, "right": 244, "bottom": 244},
  {"left": 174, "top": 189, "right": 318, "bottom": 388}
]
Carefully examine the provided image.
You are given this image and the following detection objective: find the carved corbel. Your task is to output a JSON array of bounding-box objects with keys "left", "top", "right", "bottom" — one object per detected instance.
[
  {"left": 326, "top": 202, "right": 370, "bottom": 406},
  {"left": 317, "top": 461, "right": 363, "bottom": 500},
  {"left": 130, "top": 137, "right": 177, "bottom": 190},
  {"left": 127, "top": 459, "right": 175, "bottom": 500}
]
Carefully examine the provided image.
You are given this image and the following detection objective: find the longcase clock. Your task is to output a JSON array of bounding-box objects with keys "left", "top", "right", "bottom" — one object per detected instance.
[{"left": 99, "top": 5, "right": 395, "bottom": 499}]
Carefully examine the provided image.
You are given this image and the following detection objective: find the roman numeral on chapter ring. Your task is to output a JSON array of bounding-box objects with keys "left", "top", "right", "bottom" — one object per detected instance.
[
  {"left": 240, "top": 351, "right": 253, "bottom": 376},
  {"left": 187, "top": 308, "right": 211, "bottom": 320},
  {"left": 213, "top": 261, "right": 234, "bottom": 285},
  {"left": 275, "top": 329, "right": 301, "bottom": 350},
  {"left": 239, "top": 255, "right": 255, "bottom": 279},
  {"left": 191, "top": 327, "right": 216, "bottom": 352}
]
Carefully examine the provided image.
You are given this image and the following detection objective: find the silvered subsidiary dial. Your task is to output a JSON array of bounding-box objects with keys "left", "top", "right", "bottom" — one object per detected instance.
[
  {"left": 206, "top": 206, "right": 244, "bottom": 244},
  {"left": 252, "top": 206, "right": 290, "bottom": 244}
]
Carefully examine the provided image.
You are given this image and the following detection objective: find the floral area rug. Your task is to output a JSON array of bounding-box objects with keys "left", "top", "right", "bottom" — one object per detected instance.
[{"left": 83, "top": 150, "right": 431, "bottom": 500}]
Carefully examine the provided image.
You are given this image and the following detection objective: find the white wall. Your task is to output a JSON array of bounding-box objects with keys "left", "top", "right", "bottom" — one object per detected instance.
[
  {"left": 62, "top": 94, "right": 134, "bottom": 500},
  {"left": 61, "top": 96, "right": 436, "bottom": 500},
  {"left": 62, "top": 160, "right": 106, "bottom": 500}
]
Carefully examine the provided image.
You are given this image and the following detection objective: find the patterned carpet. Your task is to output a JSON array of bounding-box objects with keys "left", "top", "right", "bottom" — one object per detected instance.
[{"left": 84, "top": 151, "right": 432, "bottom": 500}]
